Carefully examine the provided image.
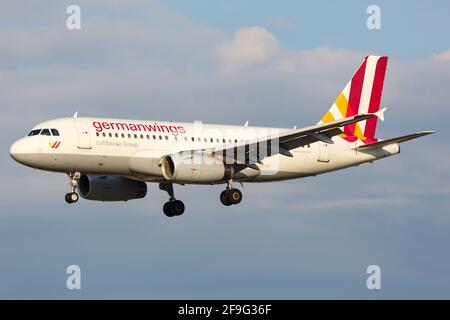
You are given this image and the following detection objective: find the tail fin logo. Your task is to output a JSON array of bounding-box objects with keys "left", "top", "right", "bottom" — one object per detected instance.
[
  {"left": 49, "top": 141, "right": 61, "bottom": 149},
  {"left": 319, "top": 55, "right": 388, "bottom": 144}
]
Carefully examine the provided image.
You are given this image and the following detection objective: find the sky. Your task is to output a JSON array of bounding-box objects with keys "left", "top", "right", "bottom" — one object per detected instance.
[{"left": 0, "top": 0, "right": 449, "bottom": 299}]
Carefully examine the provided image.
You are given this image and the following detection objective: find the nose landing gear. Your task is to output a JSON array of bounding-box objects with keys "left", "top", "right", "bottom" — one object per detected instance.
[
  {"left": 220, "top": 180, "right": 243, "bottom": 206},
  {"left": 65, "top": 172, "right": 80, "bottom": 204},
  {"left": 159, "top": 182, "right": 185, "bottom": 217}
]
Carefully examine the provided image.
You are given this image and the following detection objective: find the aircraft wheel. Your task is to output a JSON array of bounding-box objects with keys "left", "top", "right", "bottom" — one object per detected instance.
[
  {"left": 163, "top": 200, "right": 185, "bottom": 217},
  {"left": 65, "top": 192, "right": 79, "bottom": 204},
  {"left": 163, "top": 201, "right": 175, "bottom": 217},
  {"left": 220, "top": 190, "right": 232, "bottom": 206},
  {"left": 227, "top": 188, "right": 242, "bottom": 205},
  {"left": 173, "top": 200, "right": 185, "bottom": 216}
]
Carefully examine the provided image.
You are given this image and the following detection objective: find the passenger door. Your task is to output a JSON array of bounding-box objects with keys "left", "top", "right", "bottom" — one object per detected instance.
[
  {"left": 74, "top": 121, "right": 92, "bottom": 149},
  {"left": 317, "top": 142, "right": 329, "bottom": 163}
]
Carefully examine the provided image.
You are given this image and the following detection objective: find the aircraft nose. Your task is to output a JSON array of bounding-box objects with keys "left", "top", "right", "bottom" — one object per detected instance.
[
  {"left": 10, "top": 140, "right": 20, "bottom": 159},
  {"left": 9, "top": 139, "right": 30, "bottom": 164}
]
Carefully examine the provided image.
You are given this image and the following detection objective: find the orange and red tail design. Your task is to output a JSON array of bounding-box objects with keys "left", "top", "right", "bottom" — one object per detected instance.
[{"left": 319, "top": 55, "right": 388, "bottom": 144}]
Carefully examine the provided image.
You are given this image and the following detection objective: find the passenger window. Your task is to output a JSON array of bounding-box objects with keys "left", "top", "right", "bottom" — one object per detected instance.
[
  {"left": 134, "top": 134, "right": 137, "bottom": 139},
  {"left": 159, "top": 135, "right": 162, "bottom": 140},
  {"left": 128, "top": 133, "right": 131, "bottom": 138},
  {"left": 96, "top": 132, "right": 99, "bottom": 137},
  {"left": 102, "top": 132, "right": 106, "bottom": 137},
  {"left": 121, "top": 133, "right": 125, "bottom": 138},
  {"left": 109, "top": 133, "right": 112, "bottom": 137},
  {"left": 140, "top": 134, "right": 144, "bottom": 139},
  {"left": 41, "top": 129, "right": 51, "bottom": 136},
  {"left": 146, "top": 135, "right": 150, "bottom": 139},
  {"left": 28, "top": 129, "right": 41, "bottom": 136},
  {"left": 115, "top": 133, "right": 119, "bottom": 138},
  {"left": 51, "top": 129, "right": 60, "bottom": 136}
]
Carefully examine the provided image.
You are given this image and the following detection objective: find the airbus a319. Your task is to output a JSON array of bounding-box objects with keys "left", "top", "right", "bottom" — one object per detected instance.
[{"left": 9, "top": 56, "right": 433, "bottom": 217}]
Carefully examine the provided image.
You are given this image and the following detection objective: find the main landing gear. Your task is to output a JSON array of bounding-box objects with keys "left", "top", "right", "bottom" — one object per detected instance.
[
  {"left": 220, "top": 180, "right": 242, "bottom": 206},
  {"left": 159, "top": 182, "right": 185, "bottom": 217},
  {"left": 65, "top": 172, "right": 80, "bottom": 204}
]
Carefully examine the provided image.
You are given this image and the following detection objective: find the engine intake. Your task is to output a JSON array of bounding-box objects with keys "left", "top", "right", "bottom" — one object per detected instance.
[
  {"left": 78, "top": 175, "right": 147, "bottom": 201},
  {"left": 161, "top": 154, "right": 233, "bottom": 183}
]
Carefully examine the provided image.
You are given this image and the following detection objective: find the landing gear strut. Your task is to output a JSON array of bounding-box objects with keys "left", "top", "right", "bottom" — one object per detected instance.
[
  {"left": 220, "top": 179, "right": 242, "bottom": 206},
  {"left": 159, "top": 182, "right": 185, "bottom": 217},
  {"left": 65, "top": 172, "right": 80, "bottom": 204}
]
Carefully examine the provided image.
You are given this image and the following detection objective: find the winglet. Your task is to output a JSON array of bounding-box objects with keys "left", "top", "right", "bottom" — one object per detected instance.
[
  {"left": 73, "top": 111, "right": 78, "bottom": 118},
  {"left": 374, "top": 107, "right": 387, "bottom": 122},
  {"left": 244, "top": 120, "right": 249, "bottom": 127}
]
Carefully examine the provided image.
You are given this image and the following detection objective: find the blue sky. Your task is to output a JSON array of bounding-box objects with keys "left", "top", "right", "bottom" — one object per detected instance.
[
  {"left": 164, "top": 0, "right": 450, "bottom": 59},
  {"left": 0, "top": 0, "right": 449, "bottom": 299}
]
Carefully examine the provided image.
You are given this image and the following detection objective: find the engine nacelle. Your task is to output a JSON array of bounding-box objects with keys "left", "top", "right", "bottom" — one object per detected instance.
[
  {"left": 161, "top": 154, "right": 233, "bottom": 183},
  {"left": 78, "top": 175, "right": 147, "bottom": 201}
]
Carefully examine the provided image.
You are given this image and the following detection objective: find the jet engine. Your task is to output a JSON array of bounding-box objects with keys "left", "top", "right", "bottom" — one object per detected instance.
[
  {"left": 78, "top": 175, "right": 147, "bottom": 201},
  {"left": 161, "top": 154, "right": 234, "bottom": 183}
]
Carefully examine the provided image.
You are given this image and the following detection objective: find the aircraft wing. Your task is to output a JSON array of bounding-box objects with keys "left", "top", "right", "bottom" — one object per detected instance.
[{"left": 178, "top": 113, "right": 381, "bottom": 164}]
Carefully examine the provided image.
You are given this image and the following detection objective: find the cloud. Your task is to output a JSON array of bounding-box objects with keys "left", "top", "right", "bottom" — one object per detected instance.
[
  {"left": 0, "top": 1, "right": 226, "bottom": 70},
  {"left": 274, "top": 47, "right": 363, "bottom": 74},
  {"left": 217, "top": 26, "right": 279, "bottom": 72},
  {"left": 433, "top": 49, "right": 450, "bottom": 61}
]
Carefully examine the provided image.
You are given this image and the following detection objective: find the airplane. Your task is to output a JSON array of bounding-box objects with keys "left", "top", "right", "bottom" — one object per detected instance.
[{"left": 9, "top": 55, "right": 434, "bottom": 217}]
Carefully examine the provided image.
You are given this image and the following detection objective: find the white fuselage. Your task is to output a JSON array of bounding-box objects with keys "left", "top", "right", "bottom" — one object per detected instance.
[{"left": 9, "top": 117, "right": 400, "bottom": 184}]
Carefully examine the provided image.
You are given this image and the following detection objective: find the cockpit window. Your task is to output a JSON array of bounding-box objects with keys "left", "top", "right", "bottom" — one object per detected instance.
[
  {"left": 40, "top": 129, "right": 51, "bottom": 136},
  {"left": 28, "top": 129, "right": 41, "bottom": 136},
  {"left": 28, "top": 128, "right": 60, "bottom": 137}
]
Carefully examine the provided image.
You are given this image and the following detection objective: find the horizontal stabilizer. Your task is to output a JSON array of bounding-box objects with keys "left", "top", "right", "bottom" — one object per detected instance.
[
  {"left": 375, "top": 107, "right": 387, "bottom": 122},
  {"left": 354, "top": 131, "right": 435, "bottom": 151}
]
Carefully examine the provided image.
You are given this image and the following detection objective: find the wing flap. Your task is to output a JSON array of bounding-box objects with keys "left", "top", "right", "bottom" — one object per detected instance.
[{"left": 280, "top": 127, "right": 343, "bottom": 150}]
